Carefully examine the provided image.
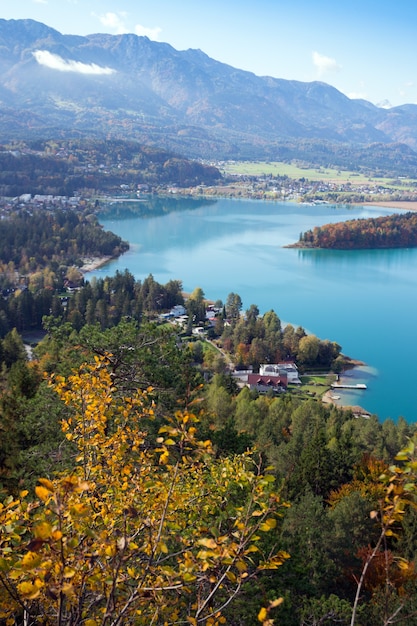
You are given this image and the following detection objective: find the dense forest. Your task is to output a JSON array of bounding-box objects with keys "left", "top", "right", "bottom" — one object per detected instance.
[
  {"left": 0, "top": 208, "right": 128, "bottom": 286},
  {"left": 297, "top": 211, "right": 417, "bottom": 249},
  {"left": 0, "top": 138, "right": 222, "bottom": 196}
]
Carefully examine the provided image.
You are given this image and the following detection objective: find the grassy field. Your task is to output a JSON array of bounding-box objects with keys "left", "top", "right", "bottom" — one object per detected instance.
[
  {"left": 221, "top": 161, "right": 417, "bottom": 189},
  {"left": 287, "top": 374, "right": 334, "bottom": 401}
]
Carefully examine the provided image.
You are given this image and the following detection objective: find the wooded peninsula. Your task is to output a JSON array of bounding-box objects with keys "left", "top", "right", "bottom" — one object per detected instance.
[{"left": 294, "top": 211, "right": 417, "bottom": 249}]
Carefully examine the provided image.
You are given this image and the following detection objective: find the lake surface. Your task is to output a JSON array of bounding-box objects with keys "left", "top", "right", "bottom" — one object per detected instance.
[{"left": 89, "top": 197, "right": 417, "bottom": 423}]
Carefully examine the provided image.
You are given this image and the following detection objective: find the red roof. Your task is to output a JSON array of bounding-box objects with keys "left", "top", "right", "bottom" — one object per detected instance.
[{"left": 247, "top": 374, "right": 287, "bottom": 387}]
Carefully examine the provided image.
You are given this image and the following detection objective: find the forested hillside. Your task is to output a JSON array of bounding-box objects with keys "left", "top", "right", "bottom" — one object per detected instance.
[{"left": 0, "top": 138, "right": 222, "bottom": 196}]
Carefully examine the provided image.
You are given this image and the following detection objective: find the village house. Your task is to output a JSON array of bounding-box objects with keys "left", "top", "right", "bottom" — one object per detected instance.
[
  {"left": 259, "top": 362, "right": 301, "bottom": 384},
  {"left": 246, "top": 373, "right": 288, "bottom": 394}
]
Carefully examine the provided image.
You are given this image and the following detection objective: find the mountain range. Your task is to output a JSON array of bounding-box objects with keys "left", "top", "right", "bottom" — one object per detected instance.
[{"left": 1, "top": 18, "right": 417, "bottom": 173}]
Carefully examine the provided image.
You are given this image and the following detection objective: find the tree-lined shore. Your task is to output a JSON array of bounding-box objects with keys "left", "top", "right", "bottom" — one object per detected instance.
[{"left": 294, "top": 211, "right": 417, "bottom": 250}]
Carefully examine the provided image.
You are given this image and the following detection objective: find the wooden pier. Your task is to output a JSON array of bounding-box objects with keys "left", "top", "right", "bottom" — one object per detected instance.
[{"left": 331, "top": 383, "right": 367, "bottom": 390}]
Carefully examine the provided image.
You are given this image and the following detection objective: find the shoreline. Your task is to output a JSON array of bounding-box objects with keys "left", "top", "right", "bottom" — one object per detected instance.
[
  {"left": 322, "top": 359, "right": 371, "bottom": 417},
  {"left": 322, "top": 388, "right": 371, "bottom": 417},
  {"left": 79, "top": 256, "right": 112, "bottom": 274}
]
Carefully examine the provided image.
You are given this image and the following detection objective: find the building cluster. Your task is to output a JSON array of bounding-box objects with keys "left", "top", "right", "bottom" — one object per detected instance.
[
  {"left": 0, "top": 193, "right": 86, "bottom": 216},
  {"left": 205, "top": 174, "right": 411, "bottom": 203},
  {"left": 232, "top": 362, "right": 301, "bottom": 394},
  {"left": 160, "top": 303, "right": 301, "bottom": 396}
]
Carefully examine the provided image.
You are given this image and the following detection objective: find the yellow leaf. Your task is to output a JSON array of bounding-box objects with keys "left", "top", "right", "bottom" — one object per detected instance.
[
  {"left": 259, "top": 518, "right": 277, "bottom": 532},
  {"left": 18, "top": 580, "right": 43, "bottom": 600},
  {"left": 197, "top": 538, "right": 217, "bottom": 549},
  {"left": 63, "top": 567, "right": 76, "bottom": 579},
  {"left": 105, "top": 545, "right": 116, "bottom": 557},
  {"left": 34, "top": 522, "right": 52, "bottom": 540},
  {"left": 35, "top": 485, "right": 51, "bottom": 502},
  {"left": 38, "top": 478, "right": 55, "bottom": 492},
  {"left": 159, "top": 450, "right": 169, "bottom": 465},
  {"left": 61, "top": 582, "right": 74, "bottom": 597},
  {"left": 258, "top": 607, "right": 268, "bottom": 622},
  {"left": 21, "top": 551, "right": 41, "bottom": 570},
  {"left": 269, "top": 597, "right": 284, "bottom": 609}
]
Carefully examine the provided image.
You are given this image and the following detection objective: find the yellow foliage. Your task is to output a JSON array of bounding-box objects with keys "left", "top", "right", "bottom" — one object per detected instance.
[{"left": 0, "top": 355, "right": 289, "bottom": 625}]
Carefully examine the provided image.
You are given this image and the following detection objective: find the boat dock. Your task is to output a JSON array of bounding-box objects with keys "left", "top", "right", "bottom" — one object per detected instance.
[{"left": 331, "top": 383, "right": 367, "bottom": 390}]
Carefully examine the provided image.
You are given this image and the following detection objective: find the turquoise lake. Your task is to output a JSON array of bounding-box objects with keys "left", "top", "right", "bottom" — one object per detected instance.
[{"left": 89, "top": 197, "right": 417, "bottom": 423}]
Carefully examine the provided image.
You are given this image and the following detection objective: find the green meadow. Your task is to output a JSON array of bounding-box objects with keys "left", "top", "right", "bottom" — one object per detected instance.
[{"left": 221, "top": 160, "right": 417, "bottom": 189}]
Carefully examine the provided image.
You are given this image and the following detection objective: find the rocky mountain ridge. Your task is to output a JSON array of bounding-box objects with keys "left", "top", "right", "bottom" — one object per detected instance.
[{"left": 1, "top": 18, "right": 417, "bottom": 172}]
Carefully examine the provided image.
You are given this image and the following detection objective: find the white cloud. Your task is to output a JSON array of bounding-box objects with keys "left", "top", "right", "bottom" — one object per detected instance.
[
  {"left": 134, "top": 24, "right": 162, "bottom": 40},
  {"left": 312, "top": 51, "right": 341, "bottom": 77},
  {"left": 96, "top": 11, "right": 161, "bottom": 40},
  {"left": 33, "top": 50, "right": 116, "bottom": 75},
  {"left": 98, "top": 12, "right": 129, "bottom": 35}
]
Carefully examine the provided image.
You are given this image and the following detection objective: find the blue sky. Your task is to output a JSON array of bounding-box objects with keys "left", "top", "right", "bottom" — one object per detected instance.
[{"left": 2, "top": 0, "right": 417, "bottom": 107}]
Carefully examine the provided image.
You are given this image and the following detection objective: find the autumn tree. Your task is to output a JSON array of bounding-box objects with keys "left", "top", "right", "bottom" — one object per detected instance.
[
  {"left": 349, "top": 437, "right": 417, "bottom": 626},
  {"left": 0, "top": 355, "right": 289, "bottom": 625}
]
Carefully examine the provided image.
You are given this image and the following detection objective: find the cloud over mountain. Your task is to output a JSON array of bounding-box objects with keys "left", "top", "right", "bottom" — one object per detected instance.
[
  {"left": 97, "top": 11, "right": 162, "bottom": 40},
  {"left": 33, "top": 50, "right": 116, "bottom": 75}
]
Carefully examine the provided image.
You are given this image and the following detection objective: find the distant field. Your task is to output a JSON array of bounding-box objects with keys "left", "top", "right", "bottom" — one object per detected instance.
[{"left": 221, "top": 161, "right": 417, "bottom": 189}]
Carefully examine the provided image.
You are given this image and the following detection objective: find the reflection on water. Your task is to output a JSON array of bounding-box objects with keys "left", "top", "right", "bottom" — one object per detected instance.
[{"left": 99, "top": 196, "right": 217, "bottom": 220}]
